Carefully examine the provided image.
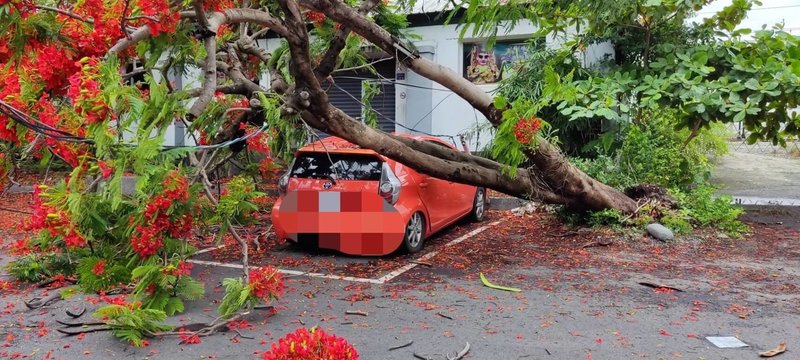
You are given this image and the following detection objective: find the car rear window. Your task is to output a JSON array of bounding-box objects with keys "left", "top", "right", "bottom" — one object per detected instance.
[{"left": 290, "top": 152, "right": 382, "bottom": 181}]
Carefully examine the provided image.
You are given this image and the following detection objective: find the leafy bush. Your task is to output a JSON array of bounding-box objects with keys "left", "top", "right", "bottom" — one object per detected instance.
[
  {"left": 567, "top": 109, "right": 746, "bottom": 236},
  {"left": 668, "top": 185, "right": 747, "bottom": 236},
  {"left": 574, "top": 109, "right": 728, "bottom": 191},
  {"left": 5, "top": 253, "right": 72, "bottom": 282}
]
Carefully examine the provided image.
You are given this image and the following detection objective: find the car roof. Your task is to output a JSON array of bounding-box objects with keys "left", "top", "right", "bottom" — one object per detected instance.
[{"left": 297, "top": 133, "right": 450, "bottom": 155}]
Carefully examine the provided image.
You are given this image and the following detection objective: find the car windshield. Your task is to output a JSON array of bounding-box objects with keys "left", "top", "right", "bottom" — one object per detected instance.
[{"left": 290, "top": 152, "right": 382, "bottom": 181}]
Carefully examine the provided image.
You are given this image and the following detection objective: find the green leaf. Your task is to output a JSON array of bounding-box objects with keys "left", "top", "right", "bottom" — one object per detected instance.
[
  {"left": 743, "top": 78, "right": 759, "bottom": 90},
  {"left": 493, "top": 95, "right": 508, "bottom": 109},
  {"left": 479, "top": 272, "right": 521, "bottom": 292}
]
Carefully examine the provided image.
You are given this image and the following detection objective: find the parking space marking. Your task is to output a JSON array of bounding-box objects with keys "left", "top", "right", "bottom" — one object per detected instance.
[
  {"left": 376, "top": 221, "right": 500, "bottom": 283},
  {"left": 188, "top": 220, "right": 500, "bottom": 284},
  {"left": 187, "top": 259, "right": 384, "bottom": 284}
]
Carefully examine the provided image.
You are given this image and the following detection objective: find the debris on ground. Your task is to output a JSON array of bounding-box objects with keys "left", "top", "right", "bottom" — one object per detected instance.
[
  {"left": 638, "top": 282, "right": 683, "bottom": 292},
  {"left": 646, "top": 223, "right": 674, "bottom": 241},
  {"left": 706, "top": 336, "right": 749, "bottom": 348},
  {"left": 759, "top": 342, "right": 787, "bottom": 357},
  {"left": 479, "top": 272, "right": 521, "bottom": 292},
  {"left": 388, "top": 340, "right": 413, "bottom": 351}
]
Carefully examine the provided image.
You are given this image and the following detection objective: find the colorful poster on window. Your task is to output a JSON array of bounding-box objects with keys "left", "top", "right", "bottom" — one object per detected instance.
[{"left": 463, "top": 41, "right": 531, "bottom": 84}]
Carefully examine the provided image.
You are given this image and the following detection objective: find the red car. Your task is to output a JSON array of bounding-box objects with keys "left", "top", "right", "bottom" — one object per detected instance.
[{"left": 271, "top": 134, "right": 487, "bottom": 256}]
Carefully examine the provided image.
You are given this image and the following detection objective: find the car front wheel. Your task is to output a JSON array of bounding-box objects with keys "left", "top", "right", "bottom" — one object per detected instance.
[{"left": 403, "top": 212, "right": 425, "bottom": 253}]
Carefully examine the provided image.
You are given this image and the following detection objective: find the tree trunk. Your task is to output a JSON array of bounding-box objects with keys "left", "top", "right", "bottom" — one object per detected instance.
[{"left": 296, "top": 0, "right": 638, "bottom": 213}]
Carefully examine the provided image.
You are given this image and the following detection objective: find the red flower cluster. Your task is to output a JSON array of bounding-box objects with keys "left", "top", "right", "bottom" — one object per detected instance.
[
  {"left": 177, "top": 328, "right": 202, "bottom": 344},
  {"left": 130, "top": 172, "right": 193, "bottom": 257},
  {"left": 163, "top": 260, "right": 192, "bottom": 276},
  {"left": 68, "top": 57, "right": 112, "bottom": 125},
  {"left": 241, "top": 123, "right": 271, "bottom": 154},
  {"left": 92, "top": 259, "right": 107, "bottom": 276},
  {"left": 61, "top": 0, "right": 126, "bottom": 59},
  {"left": 138, "top": 0, "right": 180, "bottom": 36},
  {"left": 513, "top": 116, "right": 543, "bottom": 145},
  {"left": 248, "top": 266, "right": 284, "bottom": 303},
  {"left": 0, "top": 69, "right": 22, "bottom": 143},
  {"left": 305, "top": 11, "right": 326, "bottom": 24},
  {"left": 203, "top": 0, "right": 239, "bottom": 12},
  {"left": 28, "top": 185, "right": 87, "bottom": 248},
  {"left": 262, "top": 328, "right": 358, "bottom": 360},
  {"left": 98, "top": 160, "right": 114, "bottom": 179}
]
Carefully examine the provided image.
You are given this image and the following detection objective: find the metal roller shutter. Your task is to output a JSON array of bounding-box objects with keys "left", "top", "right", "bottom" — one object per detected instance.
[{"left": 326, "top": 60, "right": 397, "bottom": 134}]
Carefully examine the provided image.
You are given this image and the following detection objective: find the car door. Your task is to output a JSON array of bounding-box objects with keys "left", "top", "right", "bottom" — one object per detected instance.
[{"left": 415, "top": 140, "right": 475, "bottom": 232}]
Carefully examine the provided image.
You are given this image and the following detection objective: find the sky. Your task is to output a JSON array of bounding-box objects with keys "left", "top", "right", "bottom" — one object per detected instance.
[
  {"left": 406, "top": 0, "right": 800, "bottom": 34},
  {"left": 692, "top": 0, "right": 800, "bottom": 33}
]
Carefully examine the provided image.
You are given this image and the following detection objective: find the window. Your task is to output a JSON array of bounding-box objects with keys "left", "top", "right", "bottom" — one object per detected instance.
[{"left": 290, "top": 153, "right": 382, "bottom": 181}]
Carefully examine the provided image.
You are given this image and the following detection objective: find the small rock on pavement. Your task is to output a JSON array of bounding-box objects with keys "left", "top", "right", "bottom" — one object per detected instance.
[
  {"left": 511, "top": 201, "right": 538, "bottom": 216},
  {"left": 647, "top": 223, "right": 674, "bottom": 242}
]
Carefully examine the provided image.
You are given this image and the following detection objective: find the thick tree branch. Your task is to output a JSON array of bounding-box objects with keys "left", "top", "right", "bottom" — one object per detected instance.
[
  {"left": 314, "top": 0, "right": 382, "bottom": 78},
  {"left": 193, "top": 0, "right": 212, "bottom": 30},
  {"left": 35, "top": 5, "right": 91, "bottom": 23},
  {"left": 182, "top": 84, "right": 250, "bottom": 98},
  {"left": 107, "top": 26, "right": 153, "bottom": 55},
  {"left": 109, "top": 9, "right": 289, "bottom": 57},
  {"left": 187, "top": 35, "right": 218, "bottom": 119}
]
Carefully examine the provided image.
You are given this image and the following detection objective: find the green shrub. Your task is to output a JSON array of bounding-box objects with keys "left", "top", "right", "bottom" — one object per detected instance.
[
  {"left": 574, "top": 110, "right": 729, "bottom": 191},
  {"left": 669, "top": 185, "right": 748, "bottom": 236},
  {"left": 565, "top": 109, "right": 746, "bottom": 236}
]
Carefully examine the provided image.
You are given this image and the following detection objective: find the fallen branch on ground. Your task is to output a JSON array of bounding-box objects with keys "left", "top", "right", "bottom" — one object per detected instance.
[
  {"left": 411, "top": 260, "right": 433, "bottom": 267},
  {"left": 56, "top": 326, "right": 111, "bottom": 335},
  {"left": 344, "top": 310, "right": 368, "bottom": 316},
  {"left": 36, "top": 276, "right": 77, "bottom": 288},
  {"left": 638, "top": 282, "right": 683, "bottom": 292},
  {"left": 56, "top": 319, "right": 106, "bottom": 327},
  {"left": 436, "top": 312, "right": 453, "bottom": 320},
  {"left": 388, "top": 340, "right": 413, "bottom": 351}
]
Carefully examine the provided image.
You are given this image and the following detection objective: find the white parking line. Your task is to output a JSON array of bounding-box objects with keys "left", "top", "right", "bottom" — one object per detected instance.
[
  {"left": 186, "top": 259, "right": 384, "bottom": 284},
  {"left": 188, "top": 221, "right": 500, "bottom": 284},
  {"left": 375, "top": 221, "right": 500, "bottom": 283}
]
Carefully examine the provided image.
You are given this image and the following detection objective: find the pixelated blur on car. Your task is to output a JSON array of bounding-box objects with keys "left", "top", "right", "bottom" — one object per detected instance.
[{"left": 271, "top": 134, "right": 488, "bottom": 256}]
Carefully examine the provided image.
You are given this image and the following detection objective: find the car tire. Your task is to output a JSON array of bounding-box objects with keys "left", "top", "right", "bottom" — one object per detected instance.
[
  {"left": 470, "top": 188, "right": 487, "bottom": 222},
  {"left": 403, "top": 212, "right": 426, "bottom": 253}
]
